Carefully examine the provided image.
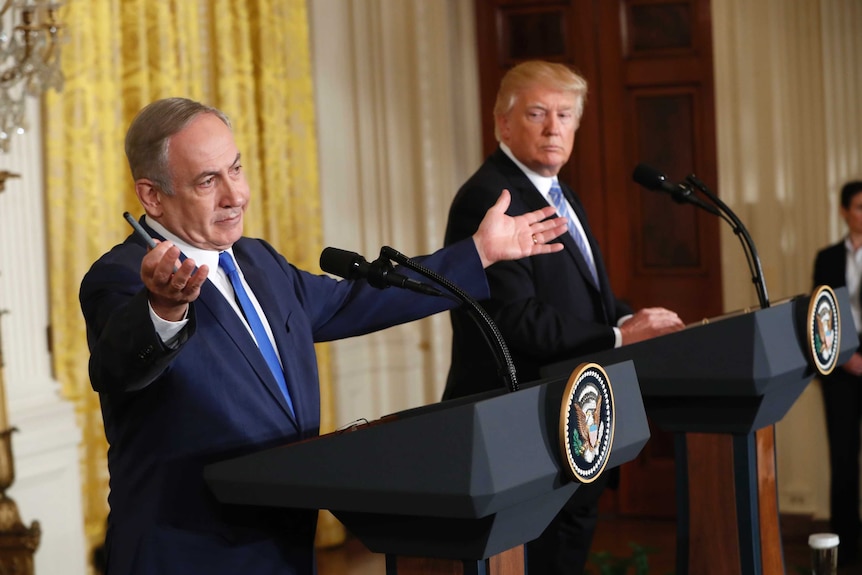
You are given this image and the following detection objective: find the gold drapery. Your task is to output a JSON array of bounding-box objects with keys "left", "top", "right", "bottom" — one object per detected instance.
[{"left": 42, "top": 0, "right": 342, "bottom": 558}]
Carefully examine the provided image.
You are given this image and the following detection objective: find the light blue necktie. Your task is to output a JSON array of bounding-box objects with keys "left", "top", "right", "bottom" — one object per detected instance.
[
  {"left": 218, "top": 251, "right": 295, "bottom": 417},
  {"left": 548, "top": 179, "right": 599, "bottom": 287}
]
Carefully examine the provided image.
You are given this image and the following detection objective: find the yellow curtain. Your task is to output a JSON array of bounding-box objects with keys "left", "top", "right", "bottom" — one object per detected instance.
[{"left": 43, "top": 0, "right": 342, "bottom": 557}]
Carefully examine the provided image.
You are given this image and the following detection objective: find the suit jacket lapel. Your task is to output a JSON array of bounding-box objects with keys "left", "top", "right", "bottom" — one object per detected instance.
[
  {"left": 559, "top": 182, "right": 615, "bottom": 318},
  {"left": 197, "top": 261, "right": 298, "bottom": 425},
  {"left": 491, "top": 150, "right": 604, "bottom": 294},
  {"left": 233, "top": 247, "right": 303, "bottom": 425}
]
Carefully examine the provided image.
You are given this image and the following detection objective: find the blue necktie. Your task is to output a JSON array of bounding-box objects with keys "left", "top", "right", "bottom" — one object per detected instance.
[
  {"left": 218, "top": 252, "right": 295, "bottom": 417},
  {"left": 548, "top": 179, "right": 599, "bottom": 287}
]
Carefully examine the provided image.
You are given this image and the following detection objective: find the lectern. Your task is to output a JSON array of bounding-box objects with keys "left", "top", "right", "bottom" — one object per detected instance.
[
  {"left": 206, "top": 360, "right": 650, "bottom": 575},
  {"left": 542, "top": 288, "right": 856, "bottom": 575}
]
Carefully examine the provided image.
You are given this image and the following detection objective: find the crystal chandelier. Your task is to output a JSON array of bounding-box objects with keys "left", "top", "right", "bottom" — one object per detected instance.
[{"left": 0, "top": 0, "right": 63, "bottom": 153}]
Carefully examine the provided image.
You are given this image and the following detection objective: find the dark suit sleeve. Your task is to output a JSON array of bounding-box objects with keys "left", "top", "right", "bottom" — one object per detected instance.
[
  {"left": 813, "top": 246, "right": 839, "bottom": 290},
  {"left": 246, "top": 236, "right": 489, "bottom": 343},
  {"left": 80, "top": 247, "right": 196, "bottom": 394},
  {"left": 813, "top": 249, "right": 827, "bottom": 289}
]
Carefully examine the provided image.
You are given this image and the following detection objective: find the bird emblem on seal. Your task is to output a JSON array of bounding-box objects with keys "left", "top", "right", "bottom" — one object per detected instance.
[{"left": 573, "top": 392, "right": 603, "bottom": 463}]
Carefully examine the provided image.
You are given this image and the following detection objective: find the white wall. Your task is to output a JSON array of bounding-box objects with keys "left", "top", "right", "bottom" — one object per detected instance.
[{"left": 0, "top": 98, "right": 87, "bottom": 573}]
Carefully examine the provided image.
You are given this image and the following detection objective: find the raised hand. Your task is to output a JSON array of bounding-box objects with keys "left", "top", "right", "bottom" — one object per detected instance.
[
  {"left": 472, "top": 189, "right": 568, "bottom": 268},
  {"left": 140, "top": 240, "right": 209, "bottom": 321}
]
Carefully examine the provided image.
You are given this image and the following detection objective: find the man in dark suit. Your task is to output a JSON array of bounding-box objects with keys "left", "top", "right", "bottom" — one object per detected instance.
[
  {"left": 812, "top": 179, "right": 862, "bottom": 570},
  {"left": 80, "top": 97, "right": 568, "bottom": 575},
  {"left": 443, "top": 61, "right": 684, "bottom": 574}
]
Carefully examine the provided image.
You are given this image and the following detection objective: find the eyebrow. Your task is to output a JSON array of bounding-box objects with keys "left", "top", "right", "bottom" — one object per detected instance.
[
  {"left": 526, "top": 103, "right": 573, "bottom": 112},
  {"left": 193, "top": 153, "right": 242, "bottom": 182}
]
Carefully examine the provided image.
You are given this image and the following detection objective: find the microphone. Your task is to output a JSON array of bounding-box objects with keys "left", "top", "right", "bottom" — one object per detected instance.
[
  {"left": 321, "top": 245, "right": 520, "bottom": 393},
  {"left": 320, "top": 247, "right": 443, "bottom": 296},
  {"left": 632, "top": 163, "right": 720, "bottom": 216},
  {"left": 632, "top": 163, "right": 770, "bottom": 309}
]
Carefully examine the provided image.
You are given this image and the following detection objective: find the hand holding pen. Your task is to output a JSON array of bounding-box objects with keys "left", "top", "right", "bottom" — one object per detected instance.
[{"left": 124, "top": 212, "right": 209, "bottom": 321}]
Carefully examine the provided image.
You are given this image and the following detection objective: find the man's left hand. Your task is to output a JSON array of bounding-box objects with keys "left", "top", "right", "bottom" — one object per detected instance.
[{"left": 473, "top": 189, "right": 568, "bottom": 268}]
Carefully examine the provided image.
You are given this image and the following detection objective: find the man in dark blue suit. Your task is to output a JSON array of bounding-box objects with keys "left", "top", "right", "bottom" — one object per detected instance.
[
  {"left": 812, "top": 179, "right": 862, "bottom": 570},
  {"left": 80, "top": 97, "right": 568, "bottom": 575},
  {"left": 442, "top": 61, "right": 684, "bottom": 574}
]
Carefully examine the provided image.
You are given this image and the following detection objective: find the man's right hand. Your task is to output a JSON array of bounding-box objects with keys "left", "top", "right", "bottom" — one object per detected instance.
[
  {"left": 141, "top": 240, "right": 209, "bottom": 321},
  {"left": 619, "top": 307, "right": 685, "bottom": 345}
]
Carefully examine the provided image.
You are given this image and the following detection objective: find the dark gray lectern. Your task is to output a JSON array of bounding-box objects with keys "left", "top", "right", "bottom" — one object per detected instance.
[
  {"left": 205, "top": 360, "right": 649, "bottom": 575},
  {"left": 542, "top": 289, "right": 856, "bottom": 575}
]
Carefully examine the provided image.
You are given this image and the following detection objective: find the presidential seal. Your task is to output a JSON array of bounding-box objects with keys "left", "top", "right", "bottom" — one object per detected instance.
[
  {"left": 559, "top": 362, "right": 615, "bottom": 483},
  {"left": 808, "top": 285, "right": 840, "bottom": 376}
]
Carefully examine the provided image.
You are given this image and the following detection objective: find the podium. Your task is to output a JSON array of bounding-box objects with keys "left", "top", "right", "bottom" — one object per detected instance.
[
  {"left": 205, "top": 360, "right": 650, "bottom": 574},
  {"left": 542, "top": 288, "right": 856, "bottom": 575}
]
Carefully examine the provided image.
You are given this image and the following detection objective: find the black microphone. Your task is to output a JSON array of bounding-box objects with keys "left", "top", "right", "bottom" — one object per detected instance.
[
  {"left": 632, "top": 163, "right": 720, "bottom": 216},
  {"left": 632, "top": 163, "right": 770, "bottom": 309},
  {"left": 320, "top": 247, "right": 443, "bottom": 296},
  {"left": 321, "top": 245, "right": 519, "bottom": 392}
]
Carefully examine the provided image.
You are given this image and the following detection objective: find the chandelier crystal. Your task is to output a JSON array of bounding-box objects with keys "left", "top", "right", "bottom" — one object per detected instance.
[{"left": 0, "top": 0, "right": 63, "bottom": 152}]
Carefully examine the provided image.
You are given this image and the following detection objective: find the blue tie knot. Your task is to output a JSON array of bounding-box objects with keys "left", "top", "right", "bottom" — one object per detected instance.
[
  {"left": 548, "top": 179, "right": 566, "bottom": 217},
  {"left": 218, "top": 251, "right": 238, "bottom": 275}
]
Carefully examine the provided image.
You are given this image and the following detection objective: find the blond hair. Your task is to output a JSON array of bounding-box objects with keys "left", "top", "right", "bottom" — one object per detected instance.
[{"left": 494, "top": 61, "right": 588, "bottom": 140}]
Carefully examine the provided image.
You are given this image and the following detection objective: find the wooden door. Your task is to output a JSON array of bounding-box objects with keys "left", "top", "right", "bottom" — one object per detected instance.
[{"left": 474, "top": 0, "right": 723, "bottom": 518}]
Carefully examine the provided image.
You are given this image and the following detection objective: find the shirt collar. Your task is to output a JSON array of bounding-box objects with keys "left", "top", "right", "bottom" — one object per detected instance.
[
  {"left": 844, "top": 235, "right": 862, "bottom": 255},
  {"left": 143, "top": 216, "right": 229, "bottom": 273},
  {"left": 499, "top": 142, "right": 556, "bottom": 195}
]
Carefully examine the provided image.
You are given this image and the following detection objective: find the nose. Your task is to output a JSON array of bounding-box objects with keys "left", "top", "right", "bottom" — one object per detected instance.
[
  {"left": 221, "top": 176, "right": 247, "bottom": 208},
  {"left": 544, "top": 114, "right": 561, "bottom": 135}
]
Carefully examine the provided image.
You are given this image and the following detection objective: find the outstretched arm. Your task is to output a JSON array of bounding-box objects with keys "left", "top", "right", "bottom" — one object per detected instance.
[{"left": 472, "top": 189, "right": 568, "bottom": 268}]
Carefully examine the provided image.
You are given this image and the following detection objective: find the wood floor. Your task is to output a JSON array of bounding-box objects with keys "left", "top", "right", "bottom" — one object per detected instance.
[{"left": 316, "top": 513, "right": 834, "bottom": 575}]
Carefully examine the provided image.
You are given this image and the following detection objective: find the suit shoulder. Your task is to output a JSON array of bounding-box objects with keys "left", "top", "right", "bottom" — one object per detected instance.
[
  {"left": 453, "top": 156, "right": 527, "bottom": 205},
  {"left": 814, "top": 241, "right": 844, "bottom": 262},
  {"left": 84, "top": 238, "right": 145, "bottom": 279},
  {"left": 233, "top": 236, "right": 288, "bottom": 266}
]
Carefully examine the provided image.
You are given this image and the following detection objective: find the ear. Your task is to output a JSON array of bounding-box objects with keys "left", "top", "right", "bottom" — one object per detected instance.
[
  {"left": 135, "top": 179, "right": 163, "bottom": 218},
  {"left": 495, "top": 113, "right": 508, "bottom": 140}
]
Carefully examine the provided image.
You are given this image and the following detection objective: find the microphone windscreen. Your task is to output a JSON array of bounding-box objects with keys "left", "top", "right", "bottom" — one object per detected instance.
[
  {"left": 632, "top": 163, "right": 667, "bottom": 191},
  {"left": 320, "top": 247, "right": 365, "bottom": 279}
]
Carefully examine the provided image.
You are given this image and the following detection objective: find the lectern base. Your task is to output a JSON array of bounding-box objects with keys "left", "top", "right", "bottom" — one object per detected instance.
[
  {"left": 385, "top": 545, "right": 525, "bottom": 575},
  {"left": 677, "top": 427, "right": 785, "bottom": 575}
]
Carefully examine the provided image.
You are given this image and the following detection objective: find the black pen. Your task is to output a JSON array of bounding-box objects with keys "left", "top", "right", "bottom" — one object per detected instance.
[
  {"left": 123, "top": 212, "right": 182, "bottom": 272},
  {"left": 123, "top": 211, "right": 158, "bottom": 249}
]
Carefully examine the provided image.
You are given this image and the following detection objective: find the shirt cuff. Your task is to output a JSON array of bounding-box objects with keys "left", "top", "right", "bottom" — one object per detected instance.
[
  {"left": 148, "top": 301, "right": 189, "bottom": 349},
  {"left": 614, "top": 314, "right": 634, "bottom": 348}
]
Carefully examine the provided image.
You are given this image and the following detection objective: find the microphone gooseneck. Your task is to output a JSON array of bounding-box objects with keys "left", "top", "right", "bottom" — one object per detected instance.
[
  {"left": 632, "top": 163, "right": 769, "bottom": 309},
  {"left": 380, "top": 245, "right": 519, "bottom": 393},
  {"left": 319, "top": 245, "right": 519, "bottom": 393},
  {"left": 683, "top": 173, "right": 769, "bottom": 308}
]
